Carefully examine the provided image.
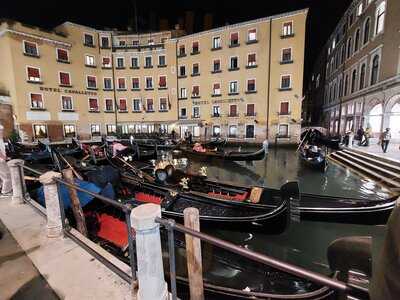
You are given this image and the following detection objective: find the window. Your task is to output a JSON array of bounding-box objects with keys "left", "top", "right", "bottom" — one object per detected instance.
[
  {"left": 371, "top": 55, "right": 380, "bottom": 85},
  {"left": 107, "top": 125, "right": 116, "bottom": 135},
  {"left": 213, "top": 59, "right": 221, "bottom": 72},
  {"left": 192, "top": 41, "right": 199, "bottom": 53},
  {"left": 213, "top": 125, "right": 221, "bottom": 137},
  {"left": 278, "top": 124, "right": 289, "bottom": 137},
  {"left": 344, "top": 74, "right": 349, "bottom": 96},
  {"left": 193, "top": 107, "right": 200, "bottom": 118},
  {"left": 230, "top": 32, "right": 239, "bottom": 46},
  {"left": 230, "top": 57, "right": 238, "bottom": 70},
  {"left": 145, "top": 77, "right": 153, "bottom": 89},
  {"left": 87, "top": 76, "right": 97, "bottom": 89},
  {"left": 247, "top": 79, "right": 256, "bottom": 92},
  {"left": 348, "top": 13, "right": 354, "bottom": 27},
  {"left": 229, "top": 81, "right": 238, "bottom": 94},
  {"left": 84, "top": 33, "right": 94, "bottom": 46},
  {"left": 213, "top": 83, "right": 221, "bottom": 96},
  {"left": 212, "top": 106, "right": 220, "bottom": 117},
  {"left": 118, "top": 78, "right": 126, "bottom": 90},
  {"left": 91, "top": 124, "right": 101, "bottom": 136},
  {"left": 351, "top": 69, "right": 357, "bottom": 93},
  {"left": 245, "top": 125, "right": 255, "bottom": 138},
  {"left": 61, "top": 96, "right": 73, "bottom": 110},
  {"left": 248, "top": 53, "right": 257, "bottom": 66},
  {"left": 248, "top": 29, "right": 257, "bottom": 42},
  {"left": 119, "top": 40, "right": 126, "bottom": 46},
  {"left": 102, "top": 57, "right": 112, "bottom": 68},
  {"left": 375, "top": 2, "right": 386, "bottom": 35},
  {"left": 33, "top": 125, "right": 47, "bottom": 139},
  {"left": 101, "top": 36, "right": 110, "bottom": 48},
  {"left": 64, "top": 124, "right": 76, "bottom": 138},
  {"left": 30, "top": 93, "right": 43, "bottom": 109},
  {"left": 179, "top": 65, "right": 186, "bottom": 77},
  {"left": 27, "top": 67, "right": 41, "bottom": 82},
  {"left": 132, "top": 77, "right": 140, "bottom": 89},
  {"left": 23, "top": 41, "right": 39, "bottom": 56},
  {"left": 212, "top": 37, "right": 221, "bottom": 49},
  {"left": 133, "top": 99, "right": 141, "bottom": 111},
  {"left": 131, "top": 57, "right": 139, "bottom": 68},
  {"left": 180, "top": 108, "right": 187, "bottom": 118},
  {"left": 363, "top": 18, "right": 370, "bottom": 45},
  {"left": 192, "top": 63, "right": 200, "bottom": 75},
  {"left": 280, "top": 75, "right": 291, "bottom": 89},
  {"left": 180, "top": 88, "right": 187, "bottom": 99},
  {"left": 119, "top": 99, "right": 127, "bottom": 112},
  {"left": 159, "top": 98, "right": 168, "bottom": 111},
  {"left": 148, "top": 39, "right": 154, "bottom": 45},
  {"left": 280, "top": 101, "right": 289, "bottom": 115},
  {"left": 146, "top": 99, "right": 154, "bottom": 111},
  {"left": 116, "top": 57, "right": 125, "bottom": 68},
  {"left": 229, "top": 105, "right": 237, "bottom": 117},
  {"left": 159, "top": 75, "right": 167, "bottom": 88},
  {"left": 158, "top": 55, "right": 166, "bottom": 66},
  {"left": 105, "top": 99, "right": 114, "bottom": 111},
  {"left": 192, "top": 86, "right": 200, "bottom": 97},
  {"left": 179, "top": 45, "right": 186, "bottom": 56},
  {"left": 354, "top": 29, "right": 360, "bottom": 52},
  {"left": 59, "top": 72, "right": 71, "bottom": 86},
  {"left": 282, "top": 22, "right": 293, "bottom": 36},
  {"left": 88, "top": 98, "right": 99, "bottom": 111},
  {"left": 56, "top": 48, "right": 69, "bottom": 62},
  {"left": 281, "top": 48, "right": 292, "bottom": 62},
  {"left": 346, "top": 38, "right": 352, "bottom": 58},
  {"left": 340, "top": 45, "right": 346, "bottom": 64},
  {"left": 359, "top": 64, "right": 366, "bottom": 90},
  {"left": 104, "top": 78, "right": 112, "bottom": 90},
  {"left": 246, "top": 104, "right": 255, "bottom": 116},
  {"left": 85, "top": 55, "right": 95, "bottom": 66},
  {"left": 229, "top": 125, "right": 237, "bottom": 137},
  {"left": 145, "top": 56, "right": 152, "bottom": 68},
  {"left": 357, "top": 2, "right": 363, "bottom": 16}
]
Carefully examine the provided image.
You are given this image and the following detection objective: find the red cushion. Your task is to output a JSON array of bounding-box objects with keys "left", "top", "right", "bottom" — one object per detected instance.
[
  {"left": 96, "top": 213, "right": 128, "bottom": 248},
  {"left": 135, "top": 192, "right": 163, "bottom": 205}
]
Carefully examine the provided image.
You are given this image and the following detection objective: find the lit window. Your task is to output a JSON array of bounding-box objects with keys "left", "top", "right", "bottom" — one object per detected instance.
[
  {"left": 85, "top": 55, "right": 95, "bottom": 66},
  {"left": 56, "top": 48, "right": 69, "bottom": 62},
  {"left": 33, "top": 125, "right": 47, "bottom": 138},
  {"left": 213, "top": 83, "right": 221, "bottom": 95},
  {"left": 212, "top": 37, "right": 221, "bottom": 49},
  {"left": 248, "top": 29, "right": 257, "bottom": 42},
  {"left": 91, "top": 124, "right": 101, "bottom": 136},
  {"left": 61, "top": 96, "right": 73, "bottom": 110},
  {"left": 27, "top": 67, "right": 41, "bottom": 82},
  {"left": 64, "top": 124, "right": 76, "bottom": 137},
  {"left": 23, "top": 41, "right": 39, "bottom": 56},
  {"left": 282, "top": 22, "right": 293, "bottom": 36},
  {"left": 59, "top": 72, "right": 71, "bottom": 86},
  {"left": 88, "top": 98, "right": 99, "bottom": 111},
  {"left": 30, "top": 93, "right": 43, "bottom": 109}
]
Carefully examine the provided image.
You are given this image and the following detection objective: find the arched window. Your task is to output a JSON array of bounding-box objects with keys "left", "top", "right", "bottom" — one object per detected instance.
[
  {"left": 368, "top": 103, "right": 383, "bottom": 133},
  {"left": 375, "top": 2, "right": 386, "bottom": 35},
  {"left": 333, "top": 82, "right": 337, "bottom": 100},
  {"left": 363, "top": 18, "right": 370, "bottom": 45},
  {"left": 351, "top": 69, "right": 357, "bottom": 93},
  {"left": 354, "top": 29, "right": 360, "bottom": 52},
  {"left": 370, "top": 55, "right": 379, "bottom": 85},
  {"left": 389, "top": 102, "right": 400, "bottom": 138},
  {"left": 344, "top": 74, "right": 349, "bottom": 96},
  {"left": 359, "top": 64, "right": 366, "bottom": 90},
  {"left": 341, "top": 45, "right": 346, "bottom": 64},
  {"left": 347, "top": 37, "right": 352, "bottom": 58},
  {"left": 339, "top": 77, "right": 343, "bottom": 97}
]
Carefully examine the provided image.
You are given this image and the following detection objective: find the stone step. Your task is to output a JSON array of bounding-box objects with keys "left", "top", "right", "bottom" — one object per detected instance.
[
  {"left": 342, "top": 149, "right": 400, "bottom": 174},
  {"left": 345, "top": 147, "right": 400, "bottom": 168},
  {"left": 329, "top": 152, "right": 400, "bottom": 189},
  {"left": 338, "top": 151, "right": 400, "bottom": 182}
]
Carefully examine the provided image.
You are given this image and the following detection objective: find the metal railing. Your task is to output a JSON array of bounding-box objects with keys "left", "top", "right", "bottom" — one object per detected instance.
[{"left": 19, "top": 163, "right": 368, "bottom": 299}]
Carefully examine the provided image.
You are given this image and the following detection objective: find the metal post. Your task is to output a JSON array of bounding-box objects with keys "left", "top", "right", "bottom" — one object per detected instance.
[
  {"left": 39, "top": 171, "right": 63, "bottom": 238},
  {"left": 124, "top": 207, "right": 137, "bottom": 284},
  {"left": 131, "top": 203, "right": 168, "bottom": 300},
  {"left": 166, "top": 219, "right": 177, "bottom": 300},
  {"left": 7, "top": 159, "right": 25, "bottom": 205}
]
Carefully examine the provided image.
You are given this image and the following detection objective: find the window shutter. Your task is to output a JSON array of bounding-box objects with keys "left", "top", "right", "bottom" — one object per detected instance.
[
  {"left": 214, "top": 83, "right": 220, "bottom": 89},
  {"left": 28, "top": 67, "right": 40, "bottom": 78},
  {"left": 89, "top": 98, "right": 98, "bottom": 109},
  {"left": 280, "top": 102, "right": 289, "bottom": 114},
  {"left": 120, "top": 99, "right": 127, "bottom": 110},
  {"left": 31, "top": 94, "right": 42, "bottom": 101},
  {"left": 193, "top": 86, "right": 199, "bottom": 95},
  {"left": 159, "top": 76, "right": 166, "bottom": 86},
  {"left": 248, "top": 54, "right": 256, "bottom": 62},
  {"left": 231, "top": 33, "right": 238, "bottom": 40}
]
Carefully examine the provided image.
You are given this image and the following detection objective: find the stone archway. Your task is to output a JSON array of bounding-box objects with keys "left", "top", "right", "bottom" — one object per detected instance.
[
  {"left": 386, "top": 94, "right": 400, "bottom": 139},
  {"left": 366, "top": 103, "right": 383, "bottom": 134}
]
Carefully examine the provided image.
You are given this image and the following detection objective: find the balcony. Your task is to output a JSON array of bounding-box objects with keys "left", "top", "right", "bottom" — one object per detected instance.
[
  {"left": 191, "top": 73, "right": 200, "bottom": 77},
  {"left": 278, "top": 87, "right": 292, "bottom": 91},
  {"left": 158, "top": 86, "right": 168, "bottom": 90},
  {"left": 211, "top": 69, "right": 222, "bottom": 74},
  {"left": 246, "top": 64, "right": 257, "bottom": 69},
  {"left": 229, "top": 42, "right": 240, "bottom": 48},
  {"left": 157, "top": 64, "right": 167, "bottom": 68},
  {"left": 191, "top": 94, "right": 201, "bottom": 99},
  {"left": 280, "top": 33, "right": 295, "bottom": 39},
  {"left": 27, "top": 79, "right": 43, "bottom": 84},
  {"left": 211, "top": 93, "right": 221, "bottom": 97},
  {"left": 280, "top": 59, "right": 293, "bottom": 65},
  {"left": 246, "top": 39, "right": 258, "bottom": 45},
  {"left": 228, "top": 67, "right": 240, "bottom": 72},
  {"left": 191, "top": 50, "right": 200, "bottom": 55},
  {"left": 245, "top": 90, "right": 257, "bottom": 94}
]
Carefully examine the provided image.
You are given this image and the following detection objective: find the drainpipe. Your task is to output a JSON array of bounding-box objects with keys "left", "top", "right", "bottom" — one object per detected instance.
[
  {"left": 110, "top": 33, "right": 118, "bottom": 133},
  {"left": 266, "top": 18, "right": 272, "bottom": 143}
]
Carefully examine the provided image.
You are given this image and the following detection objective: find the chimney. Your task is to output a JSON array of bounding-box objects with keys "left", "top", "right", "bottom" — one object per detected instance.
[
  {"left": 185, "top": 11, "right": 194, "bottom": 34},
  {"left": 204, "top": 13, "right": 213, "bottom": 30}
]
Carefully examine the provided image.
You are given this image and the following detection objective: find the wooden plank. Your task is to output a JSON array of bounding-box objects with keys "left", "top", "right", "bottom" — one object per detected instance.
[{"left": 184, "top": 207, "right": 204, "bottom": 300}]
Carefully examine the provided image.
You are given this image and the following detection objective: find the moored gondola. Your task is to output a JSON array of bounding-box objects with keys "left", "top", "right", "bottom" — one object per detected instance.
[{"left": 299, "top": 145, "right": 328, "bottom": 172}]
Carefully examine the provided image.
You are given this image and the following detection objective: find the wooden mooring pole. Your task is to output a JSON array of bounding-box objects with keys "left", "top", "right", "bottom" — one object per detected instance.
[
  {"left": 62, "top": 168, "right": 88, "bottom": 236},
  {"left": 184, "top": 207, "right": 204, "bottom": 300}
]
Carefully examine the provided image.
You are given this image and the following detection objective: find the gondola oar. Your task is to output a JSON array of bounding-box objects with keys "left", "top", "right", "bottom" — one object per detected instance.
[{"left": 115, "top": 156, "right": 155, "bottom": 183}]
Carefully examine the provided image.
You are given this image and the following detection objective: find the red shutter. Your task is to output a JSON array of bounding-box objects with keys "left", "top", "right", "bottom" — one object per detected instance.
[
  {"left": 159, "top": 76, "right": 166, "bottom": 87},
  {"left": 57, "top": 49, "right": 68, "bottom": 61},
  {"left": 193, "top": 41, "right": 198, "bottom": 48},
  {"left": 248, "top": 54, "right": 256, "bottom": 63},
  {"left": 119, "top": 99, "right": 127, "bottom": 110},
  {"left": 214, "top": 83, "right": 220, "bottom": 89},
  {"left": 247, "top": 104, "right": 255, "bottom": 115},
  {"left": 31, "top": 94, "right": 42, "bottom": 102},
  {"left": 280, "top": 102, "right": 289, "bottom": 114},
  {"left": 118, "top": 78, "right": 125, "bottom": 88},
  {"left": 230, "top": 105, "right": 237, "bottom": 116},
  {"left": 193, "top": 86, "right": 199, "bottom": 95},
  {"left": 28, "top": 67, "right": 40, "bottom": 78},
  {"left": 231, "top": 32, "right": 238, "bottom": 41},
  {"left": 103, "top": 57, "right": 110, "bottom": 65},
  {"left": 60, "top": 72, "right": 70, "bottom": 85},
  {"left": 89, "top": 98, "right": 98, "bottom": 110}
]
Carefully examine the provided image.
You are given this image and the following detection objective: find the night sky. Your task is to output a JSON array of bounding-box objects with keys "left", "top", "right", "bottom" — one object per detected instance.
[{"left": 2, "top": 0, "right": 352, "bottom": 87}]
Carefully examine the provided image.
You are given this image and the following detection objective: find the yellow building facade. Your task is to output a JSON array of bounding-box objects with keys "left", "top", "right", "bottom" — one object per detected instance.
[{"left": 0, "top": 9, "right": 307, "bottom": 144}]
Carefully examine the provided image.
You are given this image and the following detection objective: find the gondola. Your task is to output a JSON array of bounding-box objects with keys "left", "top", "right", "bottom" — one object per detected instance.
[
  {"left": 299, "top": 146, "right": 327, "bottom": 172},
  {"left": 110, "top": 140, "right": 158, "bottom": 161},
  {"left": 131, "top": 138, "right": 179, "bottom": 150},
  {"left": 175, "top": 144, "right": 267, "bottom": 162}
]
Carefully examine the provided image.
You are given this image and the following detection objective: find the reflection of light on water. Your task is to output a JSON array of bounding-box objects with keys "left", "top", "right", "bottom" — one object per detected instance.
[
  {"left": 244, "top": 233, "right": 253, "bottom": 242},
  {"left": 243, "top": 287, "right": 251, "bottom": 292},
  {"left": 210, "top": 267, "right": 240, "bottom": 278}
]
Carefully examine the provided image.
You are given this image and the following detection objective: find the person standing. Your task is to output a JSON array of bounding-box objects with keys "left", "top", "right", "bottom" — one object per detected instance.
[
  {"left": 363, "top": 127, "right": 371, "bottom": 146},
  {"left": 357, "top": 127, "right": 364, "bottom": 146},
  {"left": 380, "top": 128, "right": 391, "bottom": 153},
  {"left": 0, "top": 125, "right": 12, "bottom": 197}
]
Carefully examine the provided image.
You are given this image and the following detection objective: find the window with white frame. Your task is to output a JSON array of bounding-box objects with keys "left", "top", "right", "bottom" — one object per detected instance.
[
  {"left": 230, "top": 32, "right": 239, "bottom": 46},
  {"left": 357, "top": 2, "right": 363, "bottom": 16},
  {"left": 229, "top": 125, "right": 237, "bottom": 137},
  {"left": 56, "top": 48, "right": 69, "bottom": 62},
  {"left": 178, "top": 45, "right": 186, "bottom": 56},
  {"left": 145, "top": 77, "right": 153, "bottom": 89},
  {"left": 59, "top": 72, "right": 71, "bottom": 86},
  {"left": 278, "top": 124, "right": 289, "bottom": 137},
  {"left": 180, "top": 108, "right": 187, "bottom": 118},
  {"left": 91, "top": 124, "right": 101, "bottom": 136},
  {"left": 85, "top": 55, "right": 95, "bottom": 66},
  {"left": 179, "top": 65, "right": 186, "bottom": 77},
  {"left": 363, "top": 18, "right": 370, "bottom": 45},
  {"left": 229, "top": 104, "right": 238, "bottom": 117},
  {"left": 248, "top": 29, "right": 257, "bottom": 42},
  {"left": 180, "top": 87, "right": 187, "bottom": 99},
  {"left": 213, "top": 59, "right": 221, "bottom": 72},
  {"left": 116, "top": 57, "right": 125, "bottom": 68},
  {"left": 61, "top": 95, "right": 73, "bottom": 110},
  {"left": 282, "top": 22, "right": 293, "bottom": 36},
  {"left": 247, "top": 79, "right": 256, "bottom": 92},
  {"left": 359, "top": 64, "right": 366, "bottom": 90},
  {"left": 84, "top": 33, "right": 94, "bottom": 46},
  {"left": 212, "top": 36, "right": 221, "bottom": 49},
  {"left": 131, "top": 57, "right": 139, "bottom": 68},
  {"left": 103, "top": 77, "right": 112, "bottom": 90},
  {"left": 246, "top": 104, "right": 255, "bottom": 116},
  {"left": 158, "top": 55, "right": 166, "bottom": 66},
  {"left": 192, "top": 85, "right": 200, "bottom": 97},
  {"left": 30, "top": 93, "right": 43, "bottom": 109},
  {"left": 212, "top": 125, "right": 221, "bottom": 137},
  {"left": 23, "top": 41, "right": 39, "bottom": 56},
  {"left": 102, "top": 57, "right": 112, "bottom": 68},
  {"left": 117, "top": 78, "right": 126, "bottom": 90},
  {"left": 159, "top": 98, "right": 168, "bottom": 111},
  {"left": 27, "top": 66, "right": 41, "bottom": 82},
  {"left": 281, "top": 48, "right": 292, "bottom": 62},
  {"left": 192, "top": 41, "right": 199, "bottom": 53},
  {"left": 230, "top": 56, "right": 238, "bottom": 69},
  {"left": 247, "top": 53, "right": 256, "bottom": 66},
  {"left": 375, "top": 2, "right": 386, "bottom": 35},
  {"left": 105, "top": 99, "right": 114, "bottom": 111},
  {"left": 193, "top": 106, "right": 200, "bottom": 118},
  {"left": 87, "top": 76, "right": 97, "bottom": 89},
  {"left": 133, "top": 99, "right": 141, "bottom": 111},
  {"left": 370, "top": 54, "right": 380, "bottom": 85},
  {"left": 280, "top": 101, "right": 289, "bottom": 115},
  {"left": 132, "top": 77, "right": 140, "bottom": 89},
  {"left": 245, "top": 124, "right": 255, "bottom": 138},
  {"left": 106, "top": 124, "right": 117, "bottom": 135},
  {"left": 33, "top": 124, "right": 47, "bottom": 138},
  {"left": 212, "top": 105, "right": 220, "bottom": 117},
  {"left": 64, "top": 124, "right": 76, "bottom": 137},
  {"left": 159, "top": 75, "right": 167, "bottom": 88},
  {"left": 146, "top": 99, "right": 154, "bottom": 111},
  {"left": 145, "top": 56, "right": 152, "bottom": 68},
  {"left": 119, "top": 98, "right": 127, "bottom": 112},
  {"left": 280, "top": 75, "right": 291, "bottom": 89},
  {"left": 101, "top": 36, "right": 110, "bottom": 48},
  {"left": 192, "top": 63, "right": 200, "bottom": 75},
  {"left": 88, "top": 98, "right": 99, "bottom": 111},
  {"left": 213, "top": 83, "right": 221, "bottom": 96},
  {"left": 229, "top": 81, "right": 238, "bottom": 94}
]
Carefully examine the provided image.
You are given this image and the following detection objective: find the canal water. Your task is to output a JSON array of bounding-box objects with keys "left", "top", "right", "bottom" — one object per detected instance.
[{"left": 171, "top": 147, "right": 390, "bottom": 281}]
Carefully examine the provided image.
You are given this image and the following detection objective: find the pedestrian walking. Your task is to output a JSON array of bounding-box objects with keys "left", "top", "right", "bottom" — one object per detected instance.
[
  {"left": 362, "top": 127, "right": 371, "bottom": 146},
  {"left": 380, "top": 128, "right": 391, "bottom": 153},
  {"left": 357, "top": 127, "right": 364, "bottom": 146},
  {"left": 0, "top": 124, "right": 12, "bottom": 197}
]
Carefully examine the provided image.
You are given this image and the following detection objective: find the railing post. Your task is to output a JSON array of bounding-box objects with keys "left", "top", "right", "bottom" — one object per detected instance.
[
  {"left": 131, "top": 203, "right": 168, "bottom": 300},
  {"left": 7, "top": 159, "right": 25, "bottom": 205},
  {"left": 39, "top": 171, "right": 63, "bottom": 238}
]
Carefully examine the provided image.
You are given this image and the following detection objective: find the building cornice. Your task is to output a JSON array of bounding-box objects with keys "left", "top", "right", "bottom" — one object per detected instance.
[{"left": 0, "top": 29, "right": 71, "bottom": 47}]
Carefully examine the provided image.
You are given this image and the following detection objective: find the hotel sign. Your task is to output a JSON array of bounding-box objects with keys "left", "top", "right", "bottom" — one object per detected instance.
[
  {"left": 192, "top": 98, "right": 244, "bottom": 106},
  {"left": 39, "top": 86, "right": 97, "bottom": 96}
]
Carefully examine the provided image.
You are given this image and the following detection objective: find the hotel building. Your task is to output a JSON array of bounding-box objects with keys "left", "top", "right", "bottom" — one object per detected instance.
[
  {"left": 308, "top": 0, "right": 400, "bottom": 139},
  {"left": 0, "top": 9, "right": 307, "bottom": 144}
]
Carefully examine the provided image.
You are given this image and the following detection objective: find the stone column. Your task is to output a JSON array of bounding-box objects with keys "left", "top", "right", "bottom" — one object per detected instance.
[
  {"left": 39, "top": 171, "right": 63, "bottom": 238},
  {"left": 7, "top": 159, "right": 25, "bottom": 205},
  {"left": 131, "top": 204, "right": 168, "bottom": 300}
]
